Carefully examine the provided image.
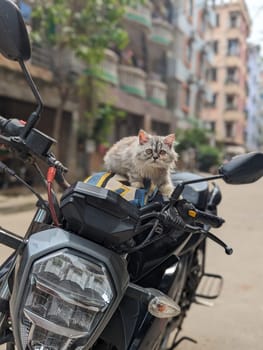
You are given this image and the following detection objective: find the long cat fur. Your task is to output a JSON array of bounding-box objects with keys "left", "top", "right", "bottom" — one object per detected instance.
[{"left": 103, "top": 129, "right": 178, "bottom": 197}]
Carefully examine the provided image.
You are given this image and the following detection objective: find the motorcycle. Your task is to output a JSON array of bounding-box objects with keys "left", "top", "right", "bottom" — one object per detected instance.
[{"left": 0, "top": 1, "right": 263, "bottom": 349}]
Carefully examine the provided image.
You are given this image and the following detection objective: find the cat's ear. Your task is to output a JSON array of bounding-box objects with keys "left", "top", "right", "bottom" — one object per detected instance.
[
  {"left": 164, "top": 134, "right": 175, "bottom": 148},
  {"left": 138, "top": 129, "right": 150, "bottom": 145}
]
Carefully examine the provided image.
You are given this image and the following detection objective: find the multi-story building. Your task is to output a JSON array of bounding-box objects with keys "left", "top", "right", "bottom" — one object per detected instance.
[
  {"left": 0, "top": 0, "right": 216, "bottom": 176},
  {"left": 246, "top": 44, "right": 262, "bottom": 151},
  {"left": 201, "top": 0, "right": 251, "bottom": 157},
  {"left": 167, "top": 0, "right": 216, "bottom": 129},
  {"left": 258, "top": 68, "right": 263, "bottom": 151}
]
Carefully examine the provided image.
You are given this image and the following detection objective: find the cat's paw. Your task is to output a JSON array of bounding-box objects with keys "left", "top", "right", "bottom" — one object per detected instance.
[
  {"left": 159, "top": 184, "right": 174, "bottom": 198},
  {"left": 131, "top": 181, "right": 144, "bottom": 189}
]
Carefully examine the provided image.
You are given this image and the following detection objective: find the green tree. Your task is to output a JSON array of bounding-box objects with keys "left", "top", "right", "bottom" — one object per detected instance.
[
  {"left": 175, "top": 124, "right": 222, "bottom": 172},
  {"left": 31, "top": 0, "right": 142, "bottom": 155}
]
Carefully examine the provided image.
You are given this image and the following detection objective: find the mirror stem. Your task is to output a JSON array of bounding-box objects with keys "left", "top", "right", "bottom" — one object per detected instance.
[
  {"left": 170, "top": 174, "right": 224, "bottom": 204},
  {"left": 18, "top": 60, "right": 43, "bottom": 138},
  {"left": 183, "top": 175, "right": 223, "bottom": 185}
]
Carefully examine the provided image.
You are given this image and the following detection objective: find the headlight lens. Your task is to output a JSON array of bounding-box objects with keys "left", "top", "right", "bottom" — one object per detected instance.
[{"left": 21, "top": 250, "right": 115, "bottom": 350}]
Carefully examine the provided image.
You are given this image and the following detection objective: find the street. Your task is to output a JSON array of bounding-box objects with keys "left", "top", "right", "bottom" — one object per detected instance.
[{"left": 0, "top": 177, "right": 263, "bottom": 349}]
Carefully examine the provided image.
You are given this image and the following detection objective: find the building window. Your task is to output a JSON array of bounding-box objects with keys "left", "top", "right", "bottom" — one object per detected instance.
[
  {"left": 229, "top": 11, "right": 240, "bottom": 28},
  {"left": 200, "top": 11, "right": 206, "bottom": 33},
  {"left": 210, "top": 68, "right": 217, "bottom": 81},
  {"left": 225, "top": 121, "right": 235, "bottom": 138},
  {"left": 206, "top": 93, "right": 217, "bottom": 107},
  {"left": 197, "top": 51, "right": 206, "bottom": 77},
  {"left": 226, "top": 66, "right": 239, "bottom": 83},
  {"left": 186, "top": 39, "right": 193, "bottom": 64},
  {"left": 225, "top": 94, "right": 237, "bottom": 110},
  {"left": 188, "top": 0, "right": 194, "bottom": 17},
  {"left": 211, "top": 93, "right": 218, "bottom": 107},
  {"left": 216, "top": 13, "right": 220, "bottom": 27},
  {"left": 206, "top": 121, "right": 216, "bottom": 132},
  {"left": 185, "top": 87, "right": 191, "bottom": 107},
  {"left": 211, "top": 40, "right": 218, "bottom": 54},
  {"left": 227, "top": 39, "right": 240, "bottom": 56}
]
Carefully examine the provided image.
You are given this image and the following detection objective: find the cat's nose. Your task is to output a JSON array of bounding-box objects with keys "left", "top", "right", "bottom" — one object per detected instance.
[{"left": 153, "top": 155, "right": 158, "bottom": 160}]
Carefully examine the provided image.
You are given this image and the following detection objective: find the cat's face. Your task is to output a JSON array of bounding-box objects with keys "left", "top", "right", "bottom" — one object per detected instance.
[{"left": 135, "top": 130, "right": 178, "bottom": 168}]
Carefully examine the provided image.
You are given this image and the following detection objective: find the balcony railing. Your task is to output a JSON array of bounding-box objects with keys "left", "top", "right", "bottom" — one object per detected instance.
[
  {"left": 119, "top": 65, "right": 146, "bottom": 98},
  {"left": 206, "top": 7, "right": 216, "bottom": 27},
  {"left": 125, "top": 3, "right": 152, "bottom": 29},
  {"left": 147, "top": 80, "right": 167, "bottom": 107},
  {"left": 203, "top": 86, "right": 214, "bottom": 104},
  {"left": 176, "top": 15, "right": 193, "bottom": 37},
  {"left": 173, "top": 59, "right": 190, "bottom": 82},
  {"left": 150, "top": 19, "right": 173, "bottom": 46},
  {"left": 96, "top": 49, "right": 119, "bottom": 85},
  {"left": 31, "top": 45, "right": 86, "bottom": 77},
  {"left": 31, "top": 43, "right": 52, "bottom": 70}
]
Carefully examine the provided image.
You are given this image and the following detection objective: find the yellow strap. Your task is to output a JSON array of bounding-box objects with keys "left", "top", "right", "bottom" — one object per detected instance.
[{"left": 97, "top": 172, "right": 112, "bottom": 187}]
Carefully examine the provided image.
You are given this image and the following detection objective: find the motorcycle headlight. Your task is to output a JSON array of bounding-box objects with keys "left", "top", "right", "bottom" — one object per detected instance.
[{"left": 20, "top": 250, "right": 115, "bottom": 350}]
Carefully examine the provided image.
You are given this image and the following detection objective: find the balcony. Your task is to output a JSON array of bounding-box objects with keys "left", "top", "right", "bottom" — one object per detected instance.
[
  {"left": 147, "top": 80, "right": 167, "bottom": 107},
  {"left": 205, "top": 7, "right": 216, "bottom": 27},
  {"left": 176, "top": 15, "right": 193, "bottom": 37},
  {"left": 124, "top": 3, "right": 152, "bottom": 30},
  {"left": 174, "top": 59, "right": 190, "bottom": 82},
  {"left": 53, "top": 49, "right": 86, "bottom": 77},
  {"left": 118, "top": 65, "right": 146, "bottom": 98},
  {"left": 84, "top": 50, "right": 119, "bottom": 85},
  {"left": 150, "top": 19, "right": 173, "bottom": 46},
  {"left": 96, "top": 50, "right": 119, "bottom": 85},
  {"left": 201, "top": 44, "right": 214, "bottom": 66},
  {"left": 31, "top": 43, "right": 52, "bottom": 70},
  {"left": 203, "top": 86, "right": 214, "bottom": 105}
]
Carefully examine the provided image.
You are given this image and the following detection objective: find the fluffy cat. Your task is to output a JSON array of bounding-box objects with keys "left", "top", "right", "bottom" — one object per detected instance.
[{"left": 103, "top": 129, "right": 178, "bottom": 197}]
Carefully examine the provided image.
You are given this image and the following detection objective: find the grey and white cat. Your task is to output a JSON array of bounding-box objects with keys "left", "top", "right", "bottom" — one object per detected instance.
[{"left": 104, "top": 129, "right": 178, "bottom": 197}]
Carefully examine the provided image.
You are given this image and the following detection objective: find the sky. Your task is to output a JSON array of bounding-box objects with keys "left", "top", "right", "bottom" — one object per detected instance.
[{"left": 246, "top": 0, "right": 263, "bottom": 51}]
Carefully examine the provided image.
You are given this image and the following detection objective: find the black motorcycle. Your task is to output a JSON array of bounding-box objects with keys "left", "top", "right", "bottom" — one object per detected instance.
[{"left": 0, "top": 1, "right": 263, "bottom": 350}]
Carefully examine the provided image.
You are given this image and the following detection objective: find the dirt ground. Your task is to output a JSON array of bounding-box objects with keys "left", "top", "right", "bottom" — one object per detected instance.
[{"left": 1, "top": 177, "right": 263, "bottom": 349}]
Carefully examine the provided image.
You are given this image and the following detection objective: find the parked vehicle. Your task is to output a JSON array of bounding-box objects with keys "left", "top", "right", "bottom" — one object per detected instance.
[{"left": 0, "top": 1, "right": 263, "bottom": 350}]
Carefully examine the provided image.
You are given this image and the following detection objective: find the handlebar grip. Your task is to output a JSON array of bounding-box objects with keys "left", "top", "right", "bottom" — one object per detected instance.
[
  {"left": 0, "top": 116, "right": 25, "bottom": 136},
  {"left": 194, "top": 209, "right": 225, "bottom": 228}
]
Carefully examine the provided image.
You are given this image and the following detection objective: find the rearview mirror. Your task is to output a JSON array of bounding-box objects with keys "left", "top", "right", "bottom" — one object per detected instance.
[
  {"left": 0, "top": 0, "right": 31, "bottom": 61},
  {"left": 219, "top": 152, "right": 263, "bottom": 184}
]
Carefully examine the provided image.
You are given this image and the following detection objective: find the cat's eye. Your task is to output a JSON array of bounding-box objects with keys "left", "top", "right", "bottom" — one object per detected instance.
[
  {"left": 159, "top": 150, "right": 166, "bottom": 156},
  {"left": 145, "top": 149, "right": 152, "bottom": 155}
]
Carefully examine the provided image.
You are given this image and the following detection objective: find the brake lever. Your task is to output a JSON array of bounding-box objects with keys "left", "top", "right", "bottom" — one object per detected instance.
[{"left": 185, "top": 224, "right": 233, "bottom": 255}]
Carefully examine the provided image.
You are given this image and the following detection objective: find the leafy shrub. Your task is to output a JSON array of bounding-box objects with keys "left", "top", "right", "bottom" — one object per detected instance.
[{"left": 197, "top": 145, "right": 221, "bottom": 172}]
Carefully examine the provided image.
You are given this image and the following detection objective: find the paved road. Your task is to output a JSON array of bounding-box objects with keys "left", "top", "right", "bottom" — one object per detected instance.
[
  {"left": 0, "top": 178, "right": 263, "bottom": 349},
  {"left": 177, "top": 177, "right": 263, "bottom": 350}
]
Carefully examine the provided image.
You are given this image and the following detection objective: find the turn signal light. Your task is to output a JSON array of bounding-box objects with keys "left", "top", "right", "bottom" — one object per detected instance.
[{"left": 148, "top": 295, "right": 181, "bottom": 318}]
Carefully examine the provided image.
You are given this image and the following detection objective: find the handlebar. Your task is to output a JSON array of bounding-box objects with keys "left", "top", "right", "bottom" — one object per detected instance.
[
  {"left": 0, "top": 116, "right": 25, "bottom": 136},
  {"left": 176, "top": 199, "right": 225, "bottom": 228},
  {"left": 0, "top": 115, "right": 70, "bottom": 189}
]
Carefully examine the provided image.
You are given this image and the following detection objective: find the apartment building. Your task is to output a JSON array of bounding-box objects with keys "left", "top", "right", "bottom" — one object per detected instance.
[
  {"left": 97, "top": 0, "right": 216, "bottom": 137},
  {"left": 166, "top": 0, "right": 216, "bottom": 129},
  {"left": 201, "top": 0, "right": 251, "bottom": 157},
  {"left": 257, "top": 69, "right": 263, "bottom": 151},
  {"left": 246, "top": 44, "right": 262, "bottom": 151},
  {"left": 0, "top": 0, "right": 216, "bottom": 175}
]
